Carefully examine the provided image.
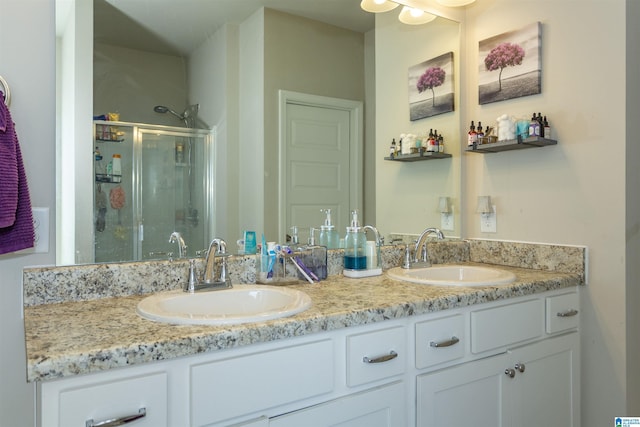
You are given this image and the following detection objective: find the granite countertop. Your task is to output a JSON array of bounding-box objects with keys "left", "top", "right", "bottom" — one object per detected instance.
[{"left": 24, "top": 263, "right": 581, "bottom": 383}]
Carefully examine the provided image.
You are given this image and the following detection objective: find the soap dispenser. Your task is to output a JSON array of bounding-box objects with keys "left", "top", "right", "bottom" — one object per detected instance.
[
  {"left": 319, "top": 209, "right": 341, "bottom": 249},
  {"left": 298, "top": 227, "right": 327, "bottom": 280},
  {"left": 288, "top": 226, "right": 301, "bottom": 250},
  {"left": 343, "top": 210, "right": 367, "bottom": 273}
]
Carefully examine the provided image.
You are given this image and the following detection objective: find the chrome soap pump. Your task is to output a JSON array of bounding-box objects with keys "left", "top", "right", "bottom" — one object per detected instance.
[
  {"left": 343, "top": 210, "right": 367, "bottom": 272},
  {"left": 319, "top": 208, "right": 341, "bottom": 249}
]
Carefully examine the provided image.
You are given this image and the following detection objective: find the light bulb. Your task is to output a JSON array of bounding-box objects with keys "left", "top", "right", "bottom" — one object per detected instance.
[{"left": 398, "top": 6, "right": 437, "bottom": 25}]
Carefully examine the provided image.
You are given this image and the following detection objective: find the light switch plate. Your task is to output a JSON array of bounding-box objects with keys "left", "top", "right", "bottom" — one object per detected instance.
[
  {"left": 480, "top": 206, "right": 497, "bottom": 233},
  {"left": 32, "top": 207, "right": 50, "bottom": 253}
]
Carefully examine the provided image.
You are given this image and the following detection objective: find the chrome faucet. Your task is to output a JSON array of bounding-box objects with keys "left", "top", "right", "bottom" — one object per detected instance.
[
  {"left": 184, "top": 238, "right": 232, "bottom": 293},
  {"left": 402, "top": 227, "right": 445, "bottom": 269},
  {"left": 169, "top": 231, "right": 187, "bottom": 259},
  {"left": 363, "top": 225, "right": 382, "bottom": 247},
  {"left": 203, "top": 238, "right": 232, "bottom": 289}
]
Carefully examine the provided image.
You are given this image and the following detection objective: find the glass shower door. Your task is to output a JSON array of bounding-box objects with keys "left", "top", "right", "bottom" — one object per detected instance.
[{"left": 135, "top": 128, "right": 212, "bottom": 261}]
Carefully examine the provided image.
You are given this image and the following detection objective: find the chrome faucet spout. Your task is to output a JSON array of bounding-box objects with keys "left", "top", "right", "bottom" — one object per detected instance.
[
  {"left": 199, "top": 238, "right": 232, "bottom": 291},
  {"left": 169, "top": 232, "right": 187, "bottom": 259},
  {"left": 204, "top": 238, "right": 224, "bottom": 284},
  {"left": 405, "top": 227, "right": 444, "bottom": 268},
  {"left": 362, "top": 225, "right": 382, "bottom": 246}
]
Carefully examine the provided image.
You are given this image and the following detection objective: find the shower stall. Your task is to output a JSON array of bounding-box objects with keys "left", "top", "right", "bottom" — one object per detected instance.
[{"left": 93, "top": 120, "right": 214, "bottom": 263}]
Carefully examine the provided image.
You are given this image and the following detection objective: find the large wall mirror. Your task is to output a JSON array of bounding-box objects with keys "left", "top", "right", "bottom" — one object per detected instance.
[{"left": 55, "top": 0, "right": 462, "bottom": 266}]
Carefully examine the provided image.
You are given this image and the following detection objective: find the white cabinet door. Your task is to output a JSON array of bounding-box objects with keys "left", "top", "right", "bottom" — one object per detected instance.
[
  {"left": 269, "top": 381, "right": 405, "bottom": 427},
  {"left": 417, "top": 352, "right": 511, "bottom": 427},
  {"left": 510, "top": 332, "right": 580, "bottom": 427},
  {"left": 417, "top": 332, "right": 580, "bottom": 427}
]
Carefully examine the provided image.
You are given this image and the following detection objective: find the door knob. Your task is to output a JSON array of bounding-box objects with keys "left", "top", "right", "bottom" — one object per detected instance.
[
  {"left": 515, "top": 363, "right": 525, "bottom": 373},
  {"left": 505, "top": 368, "right": 516, "bottom": 378}
]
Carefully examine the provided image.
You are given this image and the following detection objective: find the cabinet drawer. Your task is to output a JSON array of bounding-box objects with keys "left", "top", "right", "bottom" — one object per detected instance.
[
  {"left": 415, "top": 314, "right": 465, "bottom": 369},
  {"left": 471, "top": 299, "right": 544, "bottom": 354},
  {"left": 191, "top": 339, "right": 334, "bottom": 426},
  {"left": 57, "top": 372, "right": 167, "bottom": 427},
  {"left": 546, "top": 292, "right": 579, "bottom": 333},
  {"left": 346, "top": 326, "right": 405, "bottom": 386}
]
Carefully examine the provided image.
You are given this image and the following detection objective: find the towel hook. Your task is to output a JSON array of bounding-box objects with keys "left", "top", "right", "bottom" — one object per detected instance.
[{"left": 0, "top": 75, "right": 11, "bottom": 107}]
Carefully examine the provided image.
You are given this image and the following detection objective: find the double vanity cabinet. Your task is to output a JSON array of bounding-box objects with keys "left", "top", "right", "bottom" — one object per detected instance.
[{"left": 33, "top": 283, "right": 580, "bottom": 427}]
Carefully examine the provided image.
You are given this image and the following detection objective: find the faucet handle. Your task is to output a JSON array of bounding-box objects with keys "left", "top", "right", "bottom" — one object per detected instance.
[
  {"left": 185, "top": 259, "right": 197, "bottom": 292},
  {"left": 402, "top": 245, "right": 412, "bottom": 269}
]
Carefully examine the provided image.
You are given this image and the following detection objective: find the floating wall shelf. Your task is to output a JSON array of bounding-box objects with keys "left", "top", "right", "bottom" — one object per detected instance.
[
  {"left": 465, "top": 136, "right": 557, "bottom": 153},
  {"left": 384, "top": 152, "right": 452, "bottom": 162}
]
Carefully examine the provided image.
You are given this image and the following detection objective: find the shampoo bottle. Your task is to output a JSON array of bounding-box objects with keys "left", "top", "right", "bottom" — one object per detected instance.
[
  {"left": 343, "top": 210, "right": 367, "bottom": 271},
  {"left": 319, "top": 209, "right": 341, "bottom": 249}
]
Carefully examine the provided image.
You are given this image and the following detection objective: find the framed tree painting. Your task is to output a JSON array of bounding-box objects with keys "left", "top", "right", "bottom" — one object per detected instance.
[
  {"left": 408, "top": 52, "right": 454, "bottom": 121},
  {"left": 478, "top": 22, "right": 542, "bottom": 105}
]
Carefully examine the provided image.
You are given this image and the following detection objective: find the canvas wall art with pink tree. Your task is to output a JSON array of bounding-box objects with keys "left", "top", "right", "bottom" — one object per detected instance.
[
  {"left": 408, "top": 52, "right": 454, "bottom": 121},
  {"left": 478, "top": 22, "right": 541, "bottom": 105}
]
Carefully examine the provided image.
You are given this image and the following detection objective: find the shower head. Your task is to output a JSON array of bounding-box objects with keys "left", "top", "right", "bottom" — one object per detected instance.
[
  {"left": 154, "top": 104, "right": 203, "bottom": 128},
  {"left": 153, "top": 105, "right": 184, "bottom": 120}
]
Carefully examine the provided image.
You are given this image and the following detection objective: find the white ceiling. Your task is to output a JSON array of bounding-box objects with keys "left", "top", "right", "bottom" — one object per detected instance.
[{"left": 95, "top": 0, "right": 375, "bottom": 56}]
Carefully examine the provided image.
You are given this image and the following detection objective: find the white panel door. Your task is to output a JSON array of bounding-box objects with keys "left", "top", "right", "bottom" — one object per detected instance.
[{"left": 284, "top": 102, "right": 351, "bottom": 241}]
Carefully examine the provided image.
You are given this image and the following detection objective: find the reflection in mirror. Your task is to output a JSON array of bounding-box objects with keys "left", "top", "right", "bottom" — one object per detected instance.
[
  {"left": 93, "top": 121, "right": 213, "bottom": 263},
  {"left": 56, "top": 0, "right": 461, "bottom": 266}
]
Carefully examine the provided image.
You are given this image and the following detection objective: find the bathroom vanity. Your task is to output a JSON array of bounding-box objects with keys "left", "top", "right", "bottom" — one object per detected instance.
[{"left": 23, "top": 241, "right": 585, "bottom": 427}]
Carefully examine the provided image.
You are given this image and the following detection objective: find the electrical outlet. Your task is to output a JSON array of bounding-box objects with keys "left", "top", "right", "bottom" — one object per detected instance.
[
  {"left": 441, "top": 212, "right": 454, "bottom": 231},
  {"left": 32, "top": 207, "right": 50, "bottom": 253},
  {"left": 480, "top": 205, "right": 497, "bottom": 233}
]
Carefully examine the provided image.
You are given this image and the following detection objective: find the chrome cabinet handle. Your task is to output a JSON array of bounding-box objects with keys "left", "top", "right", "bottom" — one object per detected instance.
[
  {"left": 515, "top": 363, "right": 526, "bottom": 373},
  {"left": 429, "top": 336, "right": 460, "bottom": 348},
  {"left": 362, "top": 350, "right": 398, "bottom": 364},
  {"left": 86, "top": 408, "right": 146, "bottom": 427},
  {"left": 505, "top": 368, "right": 516, "bottom": 378},
  {"left": 557, "top": 309, "right": 579, "bottom": 317}
]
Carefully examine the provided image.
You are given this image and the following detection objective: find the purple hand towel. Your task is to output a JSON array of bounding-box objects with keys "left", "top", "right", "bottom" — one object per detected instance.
[{"left": 0, "top": 91, "right": 34, "bottom": 255}]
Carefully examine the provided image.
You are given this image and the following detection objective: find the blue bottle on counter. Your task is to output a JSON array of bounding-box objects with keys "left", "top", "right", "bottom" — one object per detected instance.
[{"left": 343, "top": 210, "right": 367, "bottom": 270}]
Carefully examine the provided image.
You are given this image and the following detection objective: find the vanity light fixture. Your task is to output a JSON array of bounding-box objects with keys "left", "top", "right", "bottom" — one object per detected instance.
[
  {"left": 360, "top": 0, "right": 399, "bottom": 13},
  {"left": 476, "top": 196, "right": 497, "bottom": 233},
  {"left": 439, "top": 197, "right": 454, "bottom": 231},
  {"left": 361, "top": 0, "right": 475, "bottom": 25},
  {"left": 476, "top": 195, "right": 492, "bottom": 214},
  {"left": 360, "top": 0, "right": 436, "bottom": 25},
  {"left": 398, "top": 6, "right": 437, "bottom": 25},
  {"left": 439, "top": 196, "right": 451, "bottom": 214}
]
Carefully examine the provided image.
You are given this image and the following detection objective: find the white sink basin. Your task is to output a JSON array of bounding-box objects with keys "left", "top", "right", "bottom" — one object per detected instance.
[
  {"left": 136, "top": 285, "right": 312, "bottom": 326},
  {"left": 387, "top": 265, "right": 516, "bottom": 287}
]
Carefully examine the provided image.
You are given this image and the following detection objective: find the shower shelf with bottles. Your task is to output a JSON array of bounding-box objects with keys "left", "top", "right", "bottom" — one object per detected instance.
[
  {"left": 95, "top": 173, "right": 122, "bottom": 184},
  {"left": 95, "top": 123, "right": 125, "bottom": 143},
  {"left": 95, "top": 122, "right": 125, "bottom": 183}
]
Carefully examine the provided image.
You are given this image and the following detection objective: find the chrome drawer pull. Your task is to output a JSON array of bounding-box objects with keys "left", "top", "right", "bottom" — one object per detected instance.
[
  {"left": 429, "top": 336, "right": 460, "bottom": 348},
  {"left": 557, "top": 309, "right": 579, "bottom": 317},
  {"left": 362, "top": 350, "right": 398, "bottom": 364},
  {"left": 86, "top": 407, "right": 146, "bottom": 427}
]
